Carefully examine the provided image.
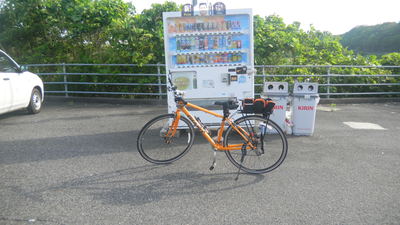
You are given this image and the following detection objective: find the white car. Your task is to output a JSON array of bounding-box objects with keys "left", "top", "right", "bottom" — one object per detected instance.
[{"left": 0, "top": 50, "right": 44, "bottom": 115}]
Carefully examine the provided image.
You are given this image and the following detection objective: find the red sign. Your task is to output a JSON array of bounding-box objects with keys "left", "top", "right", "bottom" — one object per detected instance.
[
  {"left": 298, "top": 106, "right": 314, "bottom": 111},
  {"left": 274, "top": 105, "right": 284, "bottom": 110}
]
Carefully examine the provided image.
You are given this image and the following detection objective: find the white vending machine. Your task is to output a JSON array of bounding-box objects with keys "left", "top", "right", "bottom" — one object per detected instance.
[{"left": 163, "top": 7, "right": 255, "bottom": 125}]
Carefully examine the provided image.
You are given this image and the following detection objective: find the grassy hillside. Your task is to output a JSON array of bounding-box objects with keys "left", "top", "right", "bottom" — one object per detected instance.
[{"left": 340, "top": 22, "right": 400, "bottom": 55}]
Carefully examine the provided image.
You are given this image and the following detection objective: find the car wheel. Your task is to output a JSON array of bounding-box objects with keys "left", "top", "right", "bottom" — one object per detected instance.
[{"left": 27, "top": 88, "right": 42, "bottom": 114}]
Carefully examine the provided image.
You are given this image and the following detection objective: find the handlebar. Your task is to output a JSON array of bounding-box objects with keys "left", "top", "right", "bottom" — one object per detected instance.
[
  {"left": 168, "top": 72, "right": 185, "bottom": 100},
  {"left": 167, "top": 73, "right": 177, "bottom": 91}
]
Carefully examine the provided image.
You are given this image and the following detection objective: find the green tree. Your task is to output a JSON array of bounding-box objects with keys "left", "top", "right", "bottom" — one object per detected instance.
[
  {"left": 0, "top": 0, "right": 135, "bottom": 63},
  {"left": 340, "top": 22, "right": 400, "bottom": 55}
]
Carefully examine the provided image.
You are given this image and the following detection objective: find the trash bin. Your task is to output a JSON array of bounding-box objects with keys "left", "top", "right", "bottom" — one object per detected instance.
[
  {"left": 291, "top": 82, "right": 320, "bottom": 136},
  {"left": 261, "top": 82, "right": 289, "bottom": 132}
]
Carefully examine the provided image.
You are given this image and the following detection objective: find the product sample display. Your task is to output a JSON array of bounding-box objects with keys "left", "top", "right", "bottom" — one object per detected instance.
[{"left": 166, "top": 14, "right": 250, "bottom": 68}]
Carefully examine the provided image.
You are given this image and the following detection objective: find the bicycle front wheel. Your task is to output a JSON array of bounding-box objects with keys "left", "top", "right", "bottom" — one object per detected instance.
[
  {"left": 137, "top": 114, "right": 195, "bottom": 164},
  {"left": 224, "top": 115, "right": 288, "bottom": 174}
]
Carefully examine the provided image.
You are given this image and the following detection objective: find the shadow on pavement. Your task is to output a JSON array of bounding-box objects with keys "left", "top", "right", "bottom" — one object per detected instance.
[
  {"left": 19, "top": 165, "right": 265, "bottom": 206},
  {"left": 0, "top": 130, "right": 139, "bottom": 165}
]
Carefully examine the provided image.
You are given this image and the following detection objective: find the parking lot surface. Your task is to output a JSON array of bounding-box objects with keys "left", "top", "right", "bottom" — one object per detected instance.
[{"left": 1, "top": 101, "right": 399, "bottom": 225}]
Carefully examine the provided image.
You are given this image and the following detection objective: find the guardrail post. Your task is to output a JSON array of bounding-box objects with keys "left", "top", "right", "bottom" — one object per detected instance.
[
  {"left": 63, "top": 63, "right": 69, "bottom": 97},
  {"left": 157, "top": 63, "right": 162, "bottom": 100},
  {"left": 262, "top": 66, "right": 266, "bottom": 84},
  {"left": 327, "top": 66, "right": 331, "bottom": 99}
]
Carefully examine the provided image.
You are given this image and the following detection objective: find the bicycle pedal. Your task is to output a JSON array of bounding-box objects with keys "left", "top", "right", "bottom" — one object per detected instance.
[{"left": 209, "top": 165, "right": 215, "bottom": 171}]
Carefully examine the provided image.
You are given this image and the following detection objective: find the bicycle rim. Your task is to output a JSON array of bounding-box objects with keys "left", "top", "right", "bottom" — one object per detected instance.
[
  {"left": 137, "top": 114, "right": 195, "bottom": 164},
  {"left": 224, "top": 115, "right": 288, "bottom": 174}
]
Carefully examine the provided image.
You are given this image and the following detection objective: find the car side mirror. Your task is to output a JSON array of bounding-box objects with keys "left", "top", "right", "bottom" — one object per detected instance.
[{"left": 20, "top": 65, "right": 28, "bottom": 72}]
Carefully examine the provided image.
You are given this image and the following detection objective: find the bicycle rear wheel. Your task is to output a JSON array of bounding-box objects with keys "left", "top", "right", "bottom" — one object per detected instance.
[
  {"left": 137, "top": 114, "right": 195, "bottom": 164},
  {"left": 224, "top": 115, "right": 288, "bottom": 174}
]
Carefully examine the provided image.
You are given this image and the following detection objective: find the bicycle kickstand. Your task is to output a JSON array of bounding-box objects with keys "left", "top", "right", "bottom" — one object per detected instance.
[
  {"left": 235, "top": 144, "right": 247, "bottom": 181},
  {"left": 209, "top": 150, "right": 217, "bottom": 171}
]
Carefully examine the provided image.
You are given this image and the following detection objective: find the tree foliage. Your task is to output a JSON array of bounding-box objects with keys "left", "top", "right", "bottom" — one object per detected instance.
[
  {"left": 0, "top": 0, "right": 399, "bottom": 97},
  {"left": 340, "top": 22, "right": 400, "bottom": 55}
]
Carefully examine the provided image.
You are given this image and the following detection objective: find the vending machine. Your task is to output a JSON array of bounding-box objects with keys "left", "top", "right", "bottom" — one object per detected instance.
[{"left": 163, "top": 6, "right": 254, "bottom": 125}]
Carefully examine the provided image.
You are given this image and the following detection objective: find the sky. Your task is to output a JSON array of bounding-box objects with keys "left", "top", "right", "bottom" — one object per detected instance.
[{"left": 128, "top": 0, "right": 400, "bottom": 35}]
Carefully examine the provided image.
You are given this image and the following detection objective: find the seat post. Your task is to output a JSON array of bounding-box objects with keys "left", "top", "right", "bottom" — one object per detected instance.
[{"left": 223, "top": 104, "right": 230, "bottom": 118}]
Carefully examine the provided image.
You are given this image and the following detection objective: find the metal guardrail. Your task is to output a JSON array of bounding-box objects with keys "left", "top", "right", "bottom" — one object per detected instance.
[{"left": 24, "top": 63, "right": 400, "bottom": 98}]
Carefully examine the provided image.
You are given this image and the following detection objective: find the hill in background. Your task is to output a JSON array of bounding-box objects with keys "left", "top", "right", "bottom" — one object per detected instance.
[{"left": 340, "top": 22, "right": 400, "bottom": 55}]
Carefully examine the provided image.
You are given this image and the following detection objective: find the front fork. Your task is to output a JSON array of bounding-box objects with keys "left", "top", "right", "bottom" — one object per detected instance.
[{"left": 164, "top": 111, "right": 181, "bottom": 143}]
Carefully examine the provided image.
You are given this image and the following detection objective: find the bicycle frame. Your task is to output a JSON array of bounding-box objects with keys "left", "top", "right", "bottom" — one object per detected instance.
[{"left": 169, "top": 100, "right": 257, "bottom": 151}]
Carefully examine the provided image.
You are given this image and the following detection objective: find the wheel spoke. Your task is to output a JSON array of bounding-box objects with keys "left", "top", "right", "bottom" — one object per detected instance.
[
  {"left": 137, "top": 114, "right": 194, "bottom": 164},
  {"left": 224, "top": 115, "right": 288, "bottom": 174}
]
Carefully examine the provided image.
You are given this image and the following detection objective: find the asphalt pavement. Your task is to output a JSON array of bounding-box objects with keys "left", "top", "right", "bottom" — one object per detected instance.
[{"left": 0, "top": 101, "right": 399, "bottom": 225}]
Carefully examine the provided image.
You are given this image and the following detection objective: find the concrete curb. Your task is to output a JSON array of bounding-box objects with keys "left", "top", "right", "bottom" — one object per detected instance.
[{"left": 44, "top": 95, "right": 399, "bottom": 105}]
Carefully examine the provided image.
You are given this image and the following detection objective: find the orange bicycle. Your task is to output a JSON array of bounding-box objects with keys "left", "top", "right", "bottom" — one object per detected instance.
[{"left": 137, "top": 74, "right": 288, "bottom": 176}]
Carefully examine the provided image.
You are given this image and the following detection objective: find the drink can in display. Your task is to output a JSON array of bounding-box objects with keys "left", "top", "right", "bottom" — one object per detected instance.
[
  {"left": 192, "top": 55, "right": 197, "bottom": 64},
  {"left": 209, "top": 54, "right": 213, "bottom": 64},
  {"left": 195, "top": 37, "right": 199, "bottom": 51},
  {"left": 223, "top": 53, "right": 228, "bottom": 63},
  {"left": 227, "top": 35, "right": 232, "bottom": 49},
  {"left": 176, "top": 37, "right": 181, "bottom": 51},
  {"left": 232, "top": 39, "right": 237, "bottom": 49},
  {"left": 182, "top": 37, "right": 186, "bottom": 50},
  {"left": 226, "top": 21, "right": 231, "bottom": 30},
  {"left": 187, "top": 37, "right": 191, "bottom": 50},
  {"left": 232, "top": 54, "right": 237, "bottom": 62},
  {"left": 219, "top": 35, "right": 224, "bottom": 49},
  {"left": 212, "top": 54, "right": 217, "bottom": 63},
  {"left": 213, "top": 36, "right": 218, "bottom": 49},
  {"left": 237, "top": 40, "right": 242, "bottom": 49},
  {"left": 194, "top": 55, "right": 198, "bottom": 64},
  {"left": 185, "top": 55, "right": 189, "bottom": 64},
  {"left": 191, "top": 37, "right": 195, "bottom": 50},
  {"left": 199, "top": 36, "right": 204, "bottom": 50},
  {"left": 228, "top": 53, "right": 233, "bottom": 62}
]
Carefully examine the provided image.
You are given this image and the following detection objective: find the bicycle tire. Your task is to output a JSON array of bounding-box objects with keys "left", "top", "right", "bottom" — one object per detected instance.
[
  {"left": 137, "top": 114, "right": 195, "bottom": 164},
  {"left": 224, "top": 115, "right": 288, "bottom": 174}
]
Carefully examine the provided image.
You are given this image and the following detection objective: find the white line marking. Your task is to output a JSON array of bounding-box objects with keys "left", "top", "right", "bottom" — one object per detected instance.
[{"left": 343, "top": 122, "right": 386, "bottom": 130}]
